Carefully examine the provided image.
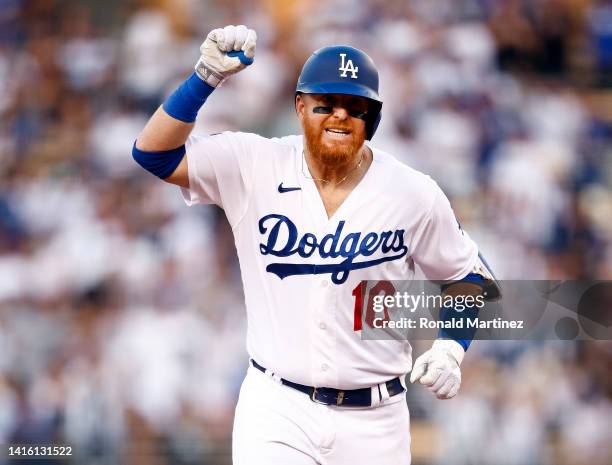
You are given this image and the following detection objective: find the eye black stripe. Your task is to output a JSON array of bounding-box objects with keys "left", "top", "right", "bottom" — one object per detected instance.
[
  {"left": 349, "top": 110, "right": 368, "bottom": 120},
  {"left": 313, "top": 106, "right": 367, "bottom": 120}
]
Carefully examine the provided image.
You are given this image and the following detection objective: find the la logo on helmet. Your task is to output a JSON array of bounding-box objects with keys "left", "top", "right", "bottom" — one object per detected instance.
[{"left": 339, "top": 53, "right": 358, "bottom": 79}]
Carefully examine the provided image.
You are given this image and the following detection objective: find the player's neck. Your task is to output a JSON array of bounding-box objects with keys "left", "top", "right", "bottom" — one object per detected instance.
[{"left": 304, "top": 146, "right": 371, "bottom": 188}]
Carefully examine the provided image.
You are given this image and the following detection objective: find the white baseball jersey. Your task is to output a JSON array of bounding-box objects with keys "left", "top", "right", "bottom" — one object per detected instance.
[{"left": 181, "top": 132, "right": 478, "bottom": 390}]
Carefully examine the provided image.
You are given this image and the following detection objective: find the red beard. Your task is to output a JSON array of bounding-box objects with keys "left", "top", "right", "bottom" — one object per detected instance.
[{"left": 303, "top": 122, "right": 364, "bottom": 167}]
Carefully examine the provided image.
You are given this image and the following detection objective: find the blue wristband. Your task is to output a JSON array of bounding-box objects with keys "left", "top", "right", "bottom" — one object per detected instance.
[
  {"left": 438, "top": 305, "right": 479, "bottom": 351},
  {"left": 162, "top": 72, "right": 215, "bottom": 123},
  {"left": 132, "top": 142, "right": 186, "bottom": 179},
  {"left": 438, "top": 273, "right": 487, "bottom": 351}
]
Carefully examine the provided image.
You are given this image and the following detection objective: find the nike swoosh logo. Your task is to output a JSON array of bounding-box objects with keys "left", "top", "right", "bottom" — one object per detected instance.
[{"left": 278, "top": 183, "right": 301, "bottom": 193}]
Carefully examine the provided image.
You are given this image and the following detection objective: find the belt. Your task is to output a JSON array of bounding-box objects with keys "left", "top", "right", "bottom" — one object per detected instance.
[{"left": 251, "top": 359, "right": 405, "bottom": 407}]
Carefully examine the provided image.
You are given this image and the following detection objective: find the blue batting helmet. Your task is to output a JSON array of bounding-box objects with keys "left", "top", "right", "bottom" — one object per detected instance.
[{"left": 296, "top": 45, "right": 383, "bottom": 140}]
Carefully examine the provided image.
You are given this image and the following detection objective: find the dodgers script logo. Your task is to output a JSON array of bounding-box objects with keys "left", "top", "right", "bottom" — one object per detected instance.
[
  {"left": 339, "top": 53, "right": 358, "bottom": 79},
  {"left": 258, "top": 214, "right": 408, "bottom": 284}
]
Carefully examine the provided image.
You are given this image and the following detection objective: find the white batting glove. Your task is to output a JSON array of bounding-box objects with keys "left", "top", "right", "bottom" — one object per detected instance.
[
  {"left": 195, "top": 25, "right": 257, "bottom": 87},
  {"left": 409, "top": 339, "right": 465, "bottom": 400}
]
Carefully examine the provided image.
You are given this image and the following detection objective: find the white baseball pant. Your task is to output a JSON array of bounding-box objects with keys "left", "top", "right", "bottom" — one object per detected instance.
[{"left": 232, "top": 366, "right": 411, "bottom": 465}]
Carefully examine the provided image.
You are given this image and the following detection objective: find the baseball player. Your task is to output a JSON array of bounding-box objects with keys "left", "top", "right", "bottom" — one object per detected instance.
[{"left": 133, "top": 25, "right": 498, "bottom": 465}]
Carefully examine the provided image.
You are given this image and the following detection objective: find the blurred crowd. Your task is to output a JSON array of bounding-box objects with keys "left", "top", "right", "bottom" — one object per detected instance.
[{"left": 0, "top": 0, "right": 611, "bottom": 464}]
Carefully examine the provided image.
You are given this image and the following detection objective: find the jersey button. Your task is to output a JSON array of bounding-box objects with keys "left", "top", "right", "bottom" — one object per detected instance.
[
  {"left": 319, "top": 322, "right": 326, "bottom": 330},
  {"left": 321, "top": 363, "right": 329, "bottom": 371}
]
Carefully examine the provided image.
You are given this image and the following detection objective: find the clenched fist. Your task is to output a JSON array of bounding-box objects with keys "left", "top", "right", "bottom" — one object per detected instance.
[
  {"left": 410, "top": 339, "right": 465, "bottom": 400},
  {"left": 195, "top": 25, "right": 257, "bottom": 87}
]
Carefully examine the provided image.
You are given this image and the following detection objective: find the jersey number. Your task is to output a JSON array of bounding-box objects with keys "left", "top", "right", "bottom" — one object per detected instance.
[{"left": 352, "top": 281, "right": 395, "bottom": 331}]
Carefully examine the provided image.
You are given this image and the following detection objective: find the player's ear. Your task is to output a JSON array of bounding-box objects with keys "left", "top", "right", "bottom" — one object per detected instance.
[{"left": 295, "top": 93, "right": 305, "bottom": 119}]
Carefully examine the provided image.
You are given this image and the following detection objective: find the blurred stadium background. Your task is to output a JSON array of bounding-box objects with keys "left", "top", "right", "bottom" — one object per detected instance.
[{"left": 0, "top": 0, "right": 611, "bottom": 464}]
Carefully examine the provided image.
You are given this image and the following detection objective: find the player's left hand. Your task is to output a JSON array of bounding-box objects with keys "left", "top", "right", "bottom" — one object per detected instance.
[{"left": 409, "top": 339, "right": 465, "bottom": 399}]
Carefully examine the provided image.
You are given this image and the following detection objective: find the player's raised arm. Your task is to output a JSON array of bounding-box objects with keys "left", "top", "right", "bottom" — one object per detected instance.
[{"left": 133, "top": 25, "right": 257, "bottom": 188}]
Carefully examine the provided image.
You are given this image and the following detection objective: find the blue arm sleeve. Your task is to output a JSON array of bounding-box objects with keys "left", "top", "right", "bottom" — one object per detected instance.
[
  {"left": 132, "top": 143, "right": 186, "bottom": 179},
  {"left": 133, "top": 72, "right": 214, "bottom": 179}
]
